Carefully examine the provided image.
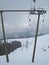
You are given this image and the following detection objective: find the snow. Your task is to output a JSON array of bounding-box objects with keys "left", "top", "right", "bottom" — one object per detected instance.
[{"left": 0, "top": 34, "right": 49, "bottom": 65}]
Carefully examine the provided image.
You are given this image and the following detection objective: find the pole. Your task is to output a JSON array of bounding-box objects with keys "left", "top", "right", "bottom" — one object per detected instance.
[
  {"left": 1, "top": 12, "right": 9, "bottom": 62},
  {"left": 32, "top": 13, "right": 40, "bottom": 62}
]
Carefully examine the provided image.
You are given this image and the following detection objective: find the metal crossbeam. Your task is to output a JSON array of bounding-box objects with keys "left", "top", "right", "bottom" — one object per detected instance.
[{"left": 0, "top": 9, "right": 46, "bottom": 14}]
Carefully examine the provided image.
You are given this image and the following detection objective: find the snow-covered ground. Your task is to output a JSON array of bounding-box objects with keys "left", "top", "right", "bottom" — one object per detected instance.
[{"left": 0, "top": 34, "right": 49, "bottom": 65}]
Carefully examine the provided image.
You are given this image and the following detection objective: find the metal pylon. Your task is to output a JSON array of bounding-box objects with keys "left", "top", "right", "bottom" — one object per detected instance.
[{"left": 0, "top": 12, "right": 9, "bottom": 63}]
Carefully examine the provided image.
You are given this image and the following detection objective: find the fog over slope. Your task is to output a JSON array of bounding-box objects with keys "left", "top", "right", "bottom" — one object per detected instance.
[{"left": 0, "top": 0, "right": 49, "bottom": 39}]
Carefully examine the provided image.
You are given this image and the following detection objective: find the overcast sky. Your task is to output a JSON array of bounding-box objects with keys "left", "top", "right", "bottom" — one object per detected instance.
[{"left": 0, "top": 0, "right": 49, "bottom": 35}]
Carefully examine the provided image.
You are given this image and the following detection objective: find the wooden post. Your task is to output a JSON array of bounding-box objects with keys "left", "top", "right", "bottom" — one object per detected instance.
[
  {"left": 1, "top": 12, "right": 9, "bottom": 62},
  {"left": 32, "top": 13, "right": 40, "bottom": 62}
]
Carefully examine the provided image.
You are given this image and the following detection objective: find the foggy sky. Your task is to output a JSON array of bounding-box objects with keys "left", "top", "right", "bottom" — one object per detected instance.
[{"left": 0, "top": 0, "right": 49, "bottom": 35}]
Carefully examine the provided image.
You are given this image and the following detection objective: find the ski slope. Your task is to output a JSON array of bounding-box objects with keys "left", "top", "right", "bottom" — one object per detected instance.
[{"left": 0, "top": 34, "right": 49, "bottom": 65}]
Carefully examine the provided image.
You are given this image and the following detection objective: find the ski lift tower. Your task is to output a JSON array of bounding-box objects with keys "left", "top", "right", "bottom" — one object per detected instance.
[
  {"left": 30, "top": 0, "right": 46, "bottom": 62},
  {"left": 0, "top": 0, "right": 46, "bottom": 63}
]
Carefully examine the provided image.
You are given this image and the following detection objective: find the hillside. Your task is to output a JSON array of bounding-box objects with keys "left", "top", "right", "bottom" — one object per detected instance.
[{"left": 0, "top": 34, "right": 49, "bottom": 65}]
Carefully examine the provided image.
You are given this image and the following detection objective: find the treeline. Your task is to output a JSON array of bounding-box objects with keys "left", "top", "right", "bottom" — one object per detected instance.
[{"left": 0, "top": 41, "right": 21, "bottom": 55}]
